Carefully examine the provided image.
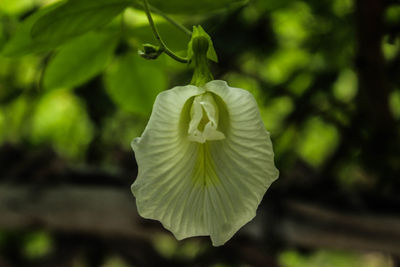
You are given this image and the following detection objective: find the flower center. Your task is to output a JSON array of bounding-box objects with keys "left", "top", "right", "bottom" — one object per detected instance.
[{"left": 188, "top": 93, "right": 225, "bottom": 143}]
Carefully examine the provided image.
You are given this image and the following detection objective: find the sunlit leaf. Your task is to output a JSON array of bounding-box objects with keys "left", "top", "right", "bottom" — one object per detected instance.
[
  {"left": 271, "top": 2, "right": 312, "bottom": 47},
  {"left": 43, "top": 32, "right": 118, "bottom": 90},
  {"left": 104, "top": 53, "right": 167, "bottom": 115},
  {"left": 31, "top": 89, "right": 94, "bottom": 159},
  {"left": 31, "top": 0, "right": 130, "bottom": 46},
  {"left": 0, "top": 96, "right": 31, "bottom": 142},
  {"left": 263, "top": 48, "right": 310, "bottom": 84},
  {"left": 382, "top": 36, "right": 400, "bottom": 61},
  {"left": 296, "top": 117, "right": 339, "bottom": 167},
  {"left": 0, "top": 55, "right": 41, "bottom": 91},
  {"left": 0, "top": 0, "right": 38, "bottom": 15},
  {"left": 23, "top": 231, "right": 53, "bottom": 260},
  {"left": 1, "top": 2, "right": 64, "bottom": 56},
  {"left": 332, "top": 69, "right": 358, "bottom": 102}
]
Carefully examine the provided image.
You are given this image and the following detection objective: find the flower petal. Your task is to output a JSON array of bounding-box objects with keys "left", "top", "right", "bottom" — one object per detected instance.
[
  {"left": 131, "top": 81, "right": 279, "bottom": 247},
  {"left": 203, "top": 80, "right": 279, "bottom": 245},
  {"left": 131, "top": 84, "right": 208, "bottom": 236}
]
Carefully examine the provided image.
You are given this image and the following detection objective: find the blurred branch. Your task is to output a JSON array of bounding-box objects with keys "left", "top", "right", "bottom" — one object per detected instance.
[
  {"left": 1, "top": 184, "right": 400, "bottom": 256},
  {"left": 281, "top": 200, "right": 400, "bottom": 256},
  {"left": 0, "top": 185, "right": 151, "bottom": 240}
]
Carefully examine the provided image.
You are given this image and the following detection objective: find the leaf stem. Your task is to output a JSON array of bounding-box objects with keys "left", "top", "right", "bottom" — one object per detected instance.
[{"left": 142, "top": 0, "right": 189, "bottom": 63}]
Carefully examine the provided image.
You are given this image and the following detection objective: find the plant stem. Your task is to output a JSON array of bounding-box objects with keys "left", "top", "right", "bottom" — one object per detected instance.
[
  {"left": 142, "top": 0, "right": 189, "bottom": 63},
  {"left": 149, "top": 5, "right": 192, "bottom": 36}
]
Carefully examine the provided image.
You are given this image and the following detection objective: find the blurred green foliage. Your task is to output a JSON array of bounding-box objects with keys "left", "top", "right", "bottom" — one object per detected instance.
[
  {"left": 279, "top": 250, "right": 393, "bottom": 267},
  {"left": 296, "top": 117, "right": 339, "bottom": 167},
  {"left": 0, "top": 0, "right": 399, "bottom": 265},
  {"left": 30, "top": 0, "right": 131, "bottom": 45},
  {"left": 0, "top": 0, "right": 41, "bottom": 15},
  {"left": 31, "top": 89, "right": 94, "bottom": 158},
  {"left": 1, "top": 2, "right": 64, "bottom": 56},
  {"left": 390, "top": 90, "right": 400, "bottom": 119},
  {"left": 22, "top": 231, "right": 53, "bottom": 260},
  {"left": 102, "top": 256, "right": 131, "bottom": 267},
  {"left": 43, "top": 32, "right": 118, "bottom": 90}
]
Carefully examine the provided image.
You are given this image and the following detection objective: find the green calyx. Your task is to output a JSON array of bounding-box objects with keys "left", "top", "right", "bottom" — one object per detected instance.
[
  {"left": 188, "top": 26, "right": 218, "bottom": 87},
  {"left": 190, "top": 36, "right": 213, "bottom": 86},
  {"left": 187, "top": 26, "right": 218, "bottom": 63}
]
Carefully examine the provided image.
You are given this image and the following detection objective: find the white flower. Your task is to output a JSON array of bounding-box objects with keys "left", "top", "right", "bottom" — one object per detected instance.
[{"left": 131, "top": 80, "right": 279, "bottom": 246}]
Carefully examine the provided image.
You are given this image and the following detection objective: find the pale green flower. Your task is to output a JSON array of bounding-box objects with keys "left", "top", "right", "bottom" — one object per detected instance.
[{"left": 131, "top": 80, "right": 279, "bottom": 246}]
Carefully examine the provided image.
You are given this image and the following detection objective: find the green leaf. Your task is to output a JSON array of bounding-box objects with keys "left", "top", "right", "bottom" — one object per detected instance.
[
  {"left": 135, "top": 0, "right": 248, "bottom": 14},
  {"left": 1, "top": 2, "right": 64, "bottom": 56},
  {"left": 31, "top": 0, "right": 131, "bottom": 46},
  {"left": 104, "top": 53, "right": 167, "bottom": 115},
  {"left": 43, "top": 32, "right": 118, "bottom": 90},
  {"left": 187, "top": 25, "right": 218, "bottom": 62},
  {"left": 0, "top": 0, "right": 37, "bottom": 15}
]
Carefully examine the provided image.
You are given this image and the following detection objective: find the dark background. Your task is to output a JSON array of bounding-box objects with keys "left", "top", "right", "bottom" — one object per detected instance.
[{"left": 0, "top": 0, "right": 399, "bottom": 266}]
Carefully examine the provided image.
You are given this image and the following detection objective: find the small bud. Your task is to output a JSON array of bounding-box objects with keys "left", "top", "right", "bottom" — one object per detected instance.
[{"left": 138, "top": 44, "right": 163, "bottom": 60}]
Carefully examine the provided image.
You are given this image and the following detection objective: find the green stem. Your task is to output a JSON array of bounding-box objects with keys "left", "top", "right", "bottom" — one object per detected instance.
[
  {"left": 190, "top": 36, "right": 213, "bottom": 86},
  {"left": 149, "top": 5, "right": 192, "bottom": 36},
  {"left": 142, "top": 0, "right": 189, "bottom": 63}
]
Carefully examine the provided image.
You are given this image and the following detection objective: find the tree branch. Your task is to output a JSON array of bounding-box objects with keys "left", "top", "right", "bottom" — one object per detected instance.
[{"left": 281, "top": 200, "right": 400, "bottom": 256}]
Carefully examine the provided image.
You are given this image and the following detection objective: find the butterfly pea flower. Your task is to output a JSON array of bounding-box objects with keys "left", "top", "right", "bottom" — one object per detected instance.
[
  {"left": 131, "top": 79, "right": 279, "bottom": 246},
  {"left": 131, "top": 26, "right": 278, "bottom": 246}
]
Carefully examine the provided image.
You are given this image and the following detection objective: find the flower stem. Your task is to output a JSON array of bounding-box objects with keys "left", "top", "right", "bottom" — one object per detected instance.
[{"left": 142, "top": 0, "right": 189, "bottom": 63}]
